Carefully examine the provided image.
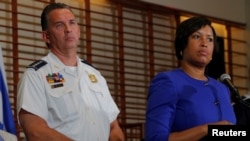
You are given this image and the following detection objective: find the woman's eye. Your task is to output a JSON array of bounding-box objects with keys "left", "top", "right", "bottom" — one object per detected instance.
[
  {"left": 207, "top": 38, "right": 213, "bottom": 42},
  {"left": 192, "top": 34, "right": 200, "bottom": 39}
]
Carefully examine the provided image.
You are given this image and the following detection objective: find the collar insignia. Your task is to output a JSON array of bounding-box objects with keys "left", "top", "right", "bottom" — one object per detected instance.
[{"left": 88, "top": 74, "right": 97, "bottom": 83}]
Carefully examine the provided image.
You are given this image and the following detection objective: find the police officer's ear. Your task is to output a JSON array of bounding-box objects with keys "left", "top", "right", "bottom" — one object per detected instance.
[{"left": 42, "top": 31, "right": 50, "bottom": 44}]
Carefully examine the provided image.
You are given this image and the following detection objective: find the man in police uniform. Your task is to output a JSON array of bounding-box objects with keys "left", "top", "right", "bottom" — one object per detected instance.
[{"left": 17, "top": 3, "right": 124, "bottom": 141}]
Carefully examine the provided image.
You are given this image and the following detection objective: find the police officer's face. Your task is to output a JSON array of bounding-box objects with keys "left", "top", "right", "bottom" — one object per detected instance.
[{"left": 43, "top": 9, "right": 80, "bottom": 52}]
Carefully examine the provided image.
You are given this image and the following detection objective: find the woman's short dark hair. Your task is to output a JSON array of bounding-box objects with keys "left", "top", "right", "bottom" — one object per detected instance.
[
  {"left": 174, "top": 16, "right": 217, "bottom": 60},
  {"left": 41, "top": 3, "right": 74, "bottom": 31}
]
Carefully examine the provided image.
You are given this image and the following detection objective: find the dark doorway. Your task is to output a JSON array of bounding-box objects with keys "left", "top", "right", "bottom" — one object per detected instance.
[{"left": 206, "top": 36, "right": 225, "bottom": 80}]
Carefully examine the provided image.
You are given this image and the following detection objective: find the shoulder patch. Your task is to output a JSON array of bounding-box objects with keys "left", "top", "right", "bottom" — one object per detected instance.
[
  {"left": 81, "top": 60, "right": 96, "bottom": 69},
  {"left": 27, "top": 60, "right": 47, "bottom": 71}
]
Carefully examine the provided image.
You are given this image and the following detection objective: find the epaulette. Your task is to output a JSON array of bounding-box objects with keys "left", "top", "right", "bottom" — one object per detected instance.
[
  {"left": 81, "top": 60, "right": 96, "bottom": 69},
  {"left": 27, "top": 60, "right": 47, "bottom": 71}
]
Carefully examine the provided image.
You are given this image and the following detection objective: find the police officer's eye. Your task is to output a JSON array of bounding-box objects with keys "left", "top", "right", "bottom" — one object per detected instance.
[
  {"left": 69, "top": 20, "right": 77, "bottom": 26},
  {"left": 55, "top": 23, "right": 65, "bottom": 29}
]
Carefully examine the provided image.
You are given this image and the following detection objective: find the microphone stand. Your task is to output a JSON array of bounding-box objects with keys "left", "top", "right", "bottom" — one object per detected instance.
[
  {"left": 232, "top": 88, "right": 250, "bottom": 125},
  {"left": 232, "top": 89, "right": 250, "bottom": 108}
]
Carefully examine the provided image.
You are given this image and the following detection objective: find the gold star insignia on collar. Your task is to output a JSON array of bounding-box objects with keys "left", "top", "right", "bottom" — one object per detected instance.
[{"left": 88, "top": 74, "right": 97, "bottom": 83}]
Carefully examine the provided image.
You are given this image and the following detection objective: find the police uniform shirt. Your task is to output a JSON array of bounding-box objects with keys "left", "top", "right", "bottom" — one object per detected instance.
[
  {"left": 17, "top": 52, "right": 120, "bottom": 141},
  {"left": 0, "top": 130, "right": 17, "bottom": 141}
]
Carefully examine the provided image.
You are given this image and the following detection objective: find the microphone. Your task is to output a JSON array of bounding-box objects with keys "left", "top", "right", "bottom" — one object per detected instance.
[{"left": 219, "top": 73, "right": 241, "bottom": 102}]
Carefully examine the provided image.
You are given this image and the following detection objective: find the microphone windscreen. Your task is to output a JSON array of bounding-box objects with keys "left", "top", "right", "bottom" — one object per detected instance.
[{"left": 220, "top": 73, "right": 231, "bottom": 82}]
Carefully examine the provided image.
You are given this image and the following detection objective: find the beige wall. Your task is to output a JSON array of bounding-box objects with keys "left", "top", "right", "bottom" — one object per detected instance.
[{"left": 142, "top": 0, "right": 246, "bottom": 23}]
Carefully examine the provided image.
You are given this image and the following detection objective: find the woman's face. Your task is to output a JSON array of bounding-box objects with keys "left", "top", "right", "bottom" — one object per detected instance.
[{"left": 182, "top": 25, "right": 214, "bottom": 67}]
